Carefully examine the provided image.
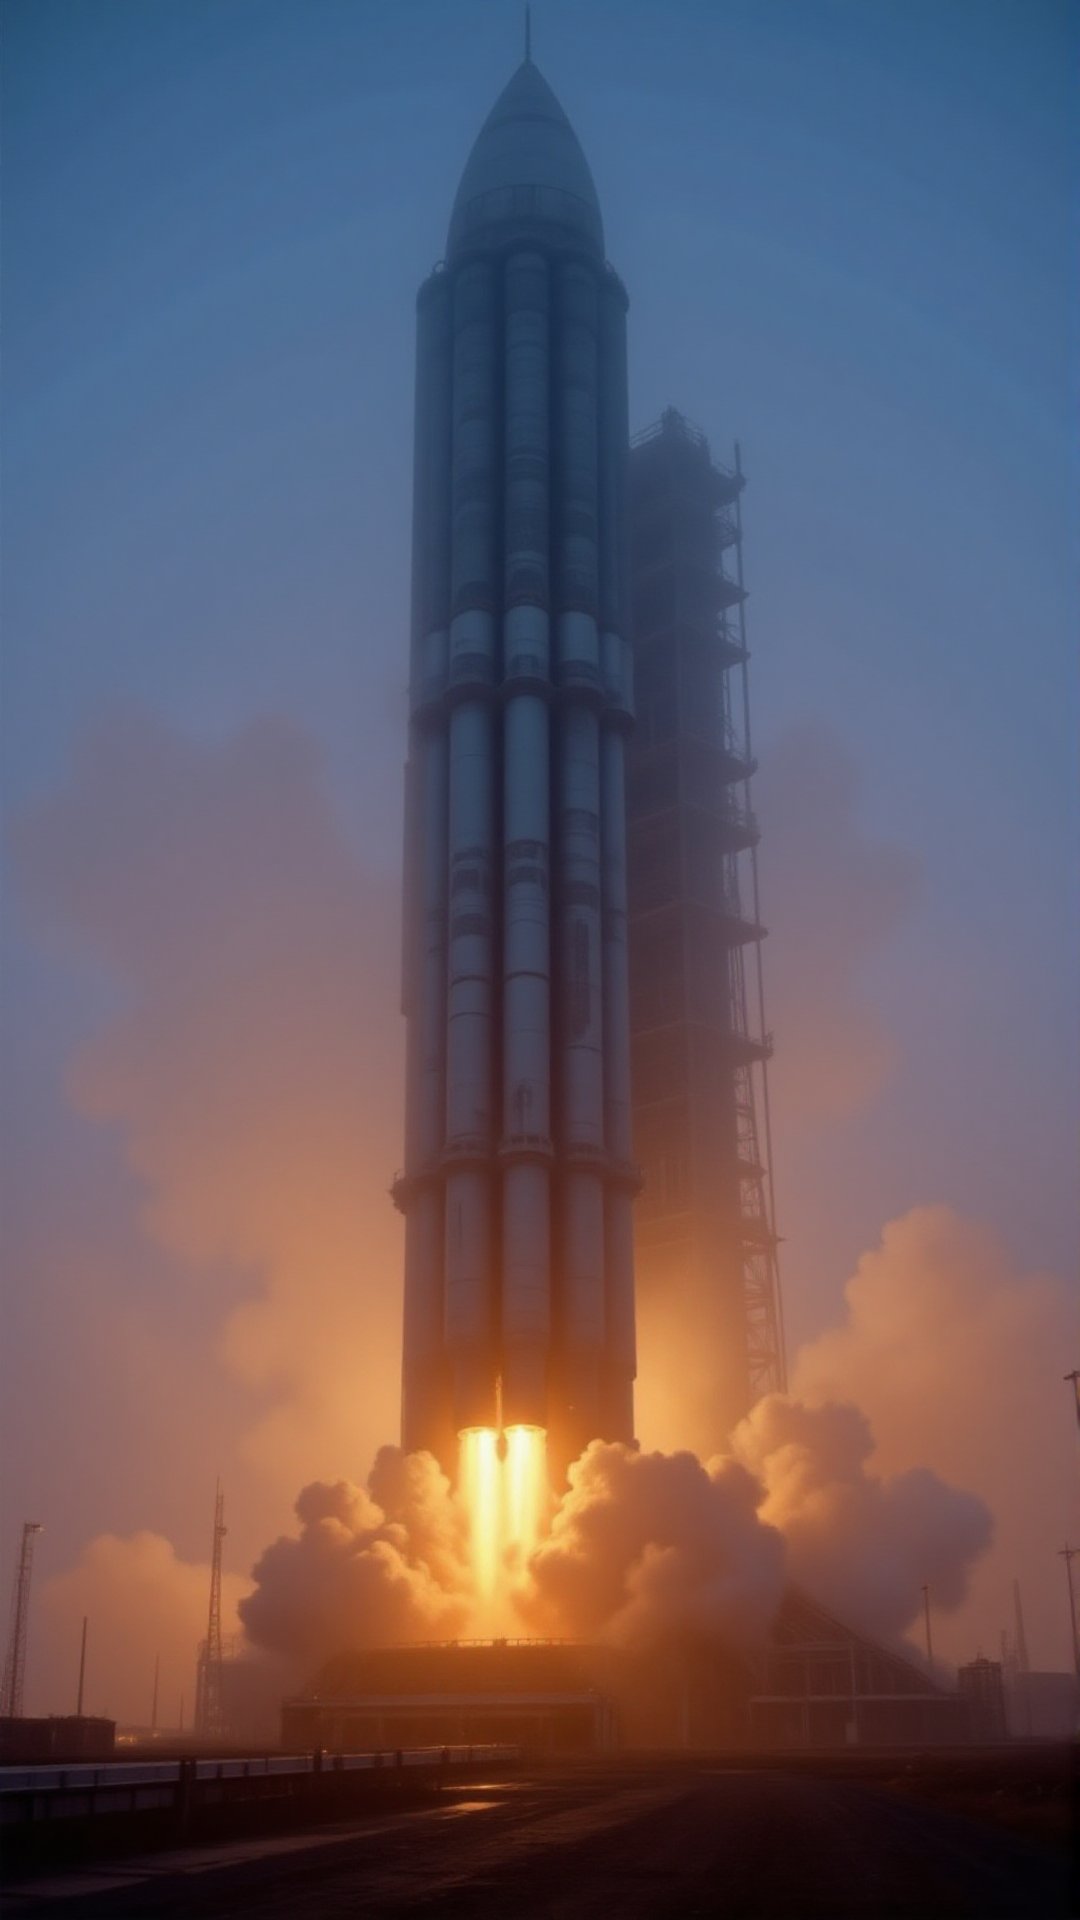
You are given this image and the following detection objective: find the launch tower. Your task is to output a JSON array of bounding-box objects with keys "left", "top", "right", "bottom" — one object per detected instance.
[
  {"left": 627, "top": 410, "right": 784, "bottom": 1453},
  {"left": 395, "top": 56, "right": 637, "bottom": 1478}
]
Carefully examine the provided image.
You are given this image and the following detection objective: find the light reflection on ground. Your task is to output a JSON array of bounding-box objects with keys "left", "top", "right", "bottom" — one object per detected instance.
[{"left": 435, "top": 1798, "right": 500, "bottom": 1816}]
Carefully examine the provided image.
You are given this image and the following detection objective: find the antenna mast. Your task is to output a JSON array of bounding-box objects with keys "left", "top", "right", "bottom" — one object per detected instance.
[
  {"left": 1, "top": 1522, "right": 44, "bottom": 1718},
  {"left": 1012, "top": 1578, "right": 1030, "bottom": 1675},
  {"left": 76, "top": 1615, "right": 88, "bottom": 1716},
  {"left": 1060, "top": 1545, "right": 1080, "bottom": 1678}
]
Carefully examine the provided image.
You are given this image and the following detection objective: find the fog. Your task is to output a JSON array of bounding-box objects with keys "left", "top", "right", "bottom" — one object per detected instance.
[{"left": 3, "top": 1, "right": 1074, "bottom": 1720}]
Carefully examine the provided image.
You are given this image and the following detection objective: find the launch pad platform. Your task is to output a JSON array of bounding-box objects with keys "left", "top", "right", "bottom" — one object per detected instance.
[{"left": 285, "top": 1593, "right": 971, "bottom": 1754}]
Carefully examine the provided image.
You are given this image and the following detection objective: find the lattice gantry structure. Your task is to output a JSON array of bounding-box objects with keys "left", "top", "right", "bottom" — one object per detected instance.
[
  {"left": 627, "top": 409, "right": 785, "bottom": 1454},
  {"left": 1, "top": 1522, "right": 44, "bottom": 1719},
  {"left": 194, "top": 1483, "right": 226, "bottom": 1738}
]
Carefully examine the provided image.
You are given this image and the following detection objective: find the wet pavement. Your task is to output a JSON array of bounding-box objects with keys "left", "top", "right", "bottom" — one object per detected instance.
[{"left": 3, "top": 1757, "right": 1071, "bottom": 1917}]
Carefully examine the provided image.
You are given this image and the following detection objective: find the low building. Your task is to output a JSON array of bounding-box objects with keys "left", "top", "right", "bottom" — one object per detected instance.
[
  {"left": 746, "top": 1593, "right": 967, "bottom": 1748},
  {"left": 957, "top": 1657, "right": 1008, "bottom": 1742},
  {"left": 284, "top": 1594, "right": 969, "bottom": 1756},
  {"left": 1006, "top": 1670, "right": 1080, "bottom": 1740},
  {"left": 284, "top": 1641, "right": 618, "bottom": 1754},
  {"left": 0, "top": 1716, "right": 116, "bottom": 1763},
  {"left": 193, "top": 1634, "right": 283, "bottom": 1746}
]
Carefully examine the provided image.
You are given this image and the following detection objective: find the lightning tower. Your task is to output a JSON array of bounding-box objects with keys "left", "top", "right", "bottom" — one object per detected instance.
[
  {"left": 1, "top": 1521, "right": 44, "bottom": 1719},
  {"left": 194, "top": 1483, "right": 226, "bottom": 1738}
]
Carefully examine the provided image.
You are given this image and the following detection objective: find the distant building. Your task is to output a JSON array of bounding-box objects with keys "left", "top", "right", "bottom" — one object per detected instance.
[
  {"left": 194, "top": 1634, "right": 282, "bottom": 1747},
  {"left": 1005, "top": 1670, "right": 1080, "bottom": 1741},
  {"left": 0, "top": 1716, "right": 115, "bottom": 1763},
  {"left": 747, "top": 1594, "right": 966, "bottom": 1749},
  {"left": 957, "top": 1657, "right": 1008, "bottom": 1742}
]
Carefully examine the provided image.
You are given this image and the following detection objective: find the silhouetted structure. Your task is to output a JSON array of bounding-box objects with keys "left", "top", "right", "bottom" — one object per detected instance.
[
  {"left": 287, "top": 1596, "right": 965, "bottom": 1753},
  {"left": 286, "top": 1642, "right": 616, "bottom": 1753},
  {"left": 748, "top": 1593, "right": 963, "bottom": 1748},
  {"left": 0, "top": 1715, "right": 115, "bottom": 1764},
  {"left": 192, "top": 1633, "right": 280, "bottom": 1746},
  {"left": 957, "top": 1657, "right": 1008, "bottom": 1742},
  {"left": 1005, "top": 1669, "right": 1080, "bottom": 1739}
]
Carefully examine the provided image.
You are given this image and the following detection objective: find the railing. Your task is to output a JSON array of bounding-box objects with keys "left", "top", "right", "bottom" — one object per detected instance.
[
  {"left": 0, "top": 1744, "right": 521, "bottom": 1818},
  {"left": 399, "top": 1637, "right": 579, "bottom": 1651}
]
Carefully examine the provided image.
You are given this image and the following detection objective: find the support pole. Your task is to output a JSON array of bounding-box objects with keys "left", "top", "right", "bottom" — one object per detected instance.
[
  {"left": 76, "top": 1615, "right": 87, "bottom": 1717},
  {"left": 1060, "top": 1545, "right": 1080, "bottom": 1677}
]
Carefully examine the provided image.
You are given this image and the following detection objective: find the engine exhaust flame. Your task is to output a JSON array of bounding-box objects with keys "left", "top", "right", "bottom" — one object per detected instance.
[
  {"left": 458, "top": 1427, "right": 501, "bottom": 1602},
  {"left": 457, "top": 1424, "right": 550, "bottom": 1620},
  {"left": 503, "top": 1425, "right": 548, "bottom": 1563}
]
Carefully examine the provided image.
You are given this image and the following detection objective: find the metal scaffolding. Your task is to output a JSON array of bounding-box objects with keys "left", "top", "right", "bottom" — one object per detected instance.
[
  {"left": 730, "top": 439, "right": 787, "bottom": 1399},
  {"left": 627, "top": 409, "right": 785, "bottom": 1434},
  {"left": 194, "top": 1483, "right": 226, "bottom": 1738}
]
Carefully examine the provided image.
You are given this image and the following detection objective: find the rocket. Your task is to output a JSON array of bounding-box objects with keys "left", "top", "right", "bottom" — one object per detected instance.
[{"left": 394, "top": 55, "right": 637, "bottom": 1480}]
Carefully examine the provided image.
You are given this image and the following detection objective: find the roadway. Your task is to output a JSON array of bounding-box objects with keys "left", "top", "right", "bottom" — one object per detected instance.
[{"left": 4, "top": 1756, "right": 1071, "bottom": 1917}]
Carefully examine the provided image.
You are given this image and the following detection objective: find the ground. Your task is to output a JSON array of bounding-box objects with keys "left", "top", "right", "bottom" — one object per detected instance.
[{"left": 4, "top": 1753, "right": 1073, "bottom": 1917}]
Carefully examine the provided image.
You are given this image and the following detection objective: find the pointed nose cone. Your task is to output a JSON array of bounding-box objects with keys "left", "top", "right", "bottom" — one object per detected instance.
[{"left": 447, "top": 59, "right": 604, "bottom": 261}]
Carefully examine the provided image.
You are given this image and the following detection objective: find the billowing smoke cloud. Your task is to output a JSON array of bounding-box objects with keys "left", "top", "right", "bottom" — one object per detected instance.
[
  {"left": 789, "top": 1206, "right": 1076, "bottom": 1663},
  {"left": 7, "top": 715, "right": 1066, "bottom": 1700},
  {"left": 517, "top": 1443, "right": 786, "bottom": 1650},
  {"left": 239, "top": 1449, "right": 470, "bottom": 1663},
  {"left": 733, "top": 1395, "right": 991, "bottom": 1641},
  {"left": 513, "top": 1409, "right": 988, "bottom": 1657},
  {"left": 757, "top": 720, "right": 919, "bottom": 1122},
  {"left": 39, "top": 1531, "right": 250, "bottom": 1728},
  {"left": 236, "top": 1409, "right": 991, "bottom": 1671}
]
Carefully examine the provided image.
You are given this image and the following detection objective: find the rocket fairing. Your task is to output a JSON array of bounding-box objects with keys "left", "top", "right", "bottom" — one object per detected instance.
[{"left": 395, "top": 57, "right": 637, "bottom": 1478}]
